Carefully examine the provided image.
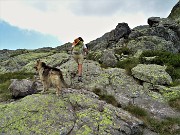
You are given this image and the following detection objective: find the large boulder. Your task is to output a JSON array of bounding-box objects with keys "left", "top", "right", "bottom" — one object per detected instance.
[
  {"left": 128, "top": 17, "right": 180, "bottom": 53},
  {"left": 0, "top": 89, "right": 143, "bottom": 135},
  {"left": 127, "top": 36, "right": 178, "bottom": 53},
  {"left": 108, "top": 23, "right": 131, "bottom": 42},
  {"left": 168, "top": 1, "right": 180, "bottom": 23},
  {"left": 87, "top": 23, "right": 131, "bottom": 51},
  {"left": 131, "top": 64, "right": 172, "bottom": 85},
  {"left": 100, "top": 49, "right": 118, "bottom": 67},
  {"left": 8, "top": 79, "right": 37, "bottom": 98}
]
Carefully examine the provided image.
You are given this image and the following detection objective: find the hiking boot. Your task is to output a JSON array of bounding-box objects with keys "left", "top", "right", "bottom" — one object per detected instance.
[{"left": 78, "top": 76, "right": 82, "bottom": 82}]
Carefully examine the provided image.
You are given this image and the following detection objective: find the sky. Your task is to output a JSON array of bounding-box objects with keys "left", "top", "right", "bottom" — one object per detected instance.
[{"left": 0, "top": 0, "right": 179, "bottom": 50}]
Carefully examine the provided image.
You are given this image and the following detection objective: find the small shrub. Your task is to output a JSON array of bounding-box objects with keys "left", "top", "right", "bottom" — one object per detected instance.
[
  {"left": 100, "top": 95, "right": 121, "bottom": 107},
  {"left": 100, "top": 63, "right": 109, "bottom": 69},
  {"left": 87, "top": 51, "right": 102, "bottom": 62},
  {"left": 169, "top": 79, "right": 180, "bottom": 87},
  {"left": 147, "top": 117, "right": 180, "bottom": 135},
  {"left": 116, "top": 58, "right": 139, "bottom": 75},
  {"left": 140, "top": 50, "right": 170, "bottom": 65},
  {"left": 140, "top": 50, "right": 180, "bottom": 84},
  {"left": 168, "top": 95, "right": 180, "bottom": 111},
  {"left": 166, "top": 66, "right": 180, "bottom": 81},
  {"left": 140, "top": 50, "right": 180, "bottom": 67},
  {"left": 93, "top": 88, "right": 102, "bottom": 95},
  {"left": 114, "top": 46, "right": 132, "bottom": 55}
]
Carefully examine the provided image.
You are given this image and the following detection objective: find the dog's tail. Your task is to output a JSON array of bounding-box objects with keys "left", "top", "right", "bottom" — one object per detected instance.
[{"left": 59, "top": 70, "right": 69, "bottom": 88}]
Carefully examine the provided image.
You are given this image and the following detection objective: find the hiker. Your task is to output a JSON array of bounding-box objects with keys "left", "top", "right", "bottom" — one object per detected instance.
[{"left": 71, "top": 37, "right": 88, "bottom": 82}]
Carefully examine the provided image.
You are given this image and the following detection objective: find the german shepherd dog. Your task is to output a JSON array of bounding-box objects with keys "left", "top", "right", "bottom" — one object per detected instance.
[{"left": 34, "top": 60, "right": 68, "bottom": 96}]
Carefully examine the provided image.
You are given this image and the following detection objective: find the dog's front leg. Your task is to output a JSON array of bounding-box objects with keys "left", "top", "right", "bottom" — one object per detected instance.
[{"left": 42, "top": 81, "right": 48, "bottom": 93}]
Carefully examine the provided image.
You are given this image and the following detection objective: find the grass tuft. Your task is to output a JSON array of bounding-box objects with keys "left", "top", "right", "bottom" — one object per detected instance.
[
  {"left": 93, "top": 88, "right": 121, "bottom": 108},
  {"left": 124, "top": 104, "right": 180, "bottom": 134},
  {"left": 124, "top": 104, "right": 148, "bottom": 117}
]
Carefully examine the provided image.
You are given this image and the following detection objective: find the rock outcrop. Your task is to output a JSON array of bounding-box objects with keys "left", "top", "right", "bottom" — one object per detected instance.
[
  {"left": 168, "top": 1, "right": 180, "bottom": 23},
  {"left": 0, "top": 89, "right": 143, "bottom": 135},
  {"left": 87, "top": 23, "right": 131, "bottom": 51}
]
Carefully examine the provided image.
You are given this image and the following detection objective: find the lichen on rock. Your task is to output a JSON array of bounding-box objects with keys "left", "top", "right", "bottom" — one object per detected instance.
[{"left": 0, "top": 89, "right": 143, "bottom": 135}]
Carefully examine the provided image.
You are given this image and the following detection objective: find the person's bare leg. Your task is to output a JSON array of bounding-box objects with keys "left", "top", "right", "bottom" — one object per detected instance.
[{"left": 78, "top": 64, "right": 82, "bottom": 82}]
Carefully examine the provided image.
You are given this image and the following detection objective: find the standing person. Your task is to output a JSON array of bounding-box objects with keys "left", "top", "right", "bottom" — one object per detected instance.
[{"left": 71, "top": 37, "right": 88, "bottom": 82}]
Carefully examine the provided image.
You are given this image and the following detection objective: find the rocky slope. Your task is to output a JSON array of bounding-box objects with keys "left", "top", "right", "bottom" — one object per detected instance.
[{"left": 0, "top": 1, "right": 180, "bottom": 135}]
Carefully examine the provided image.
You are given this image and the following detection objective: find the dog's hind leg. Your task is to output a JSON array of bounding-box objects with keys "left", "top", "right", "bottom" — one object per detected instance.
[{"left": 56, "top": 85, "right": 62, "bottom": 96}]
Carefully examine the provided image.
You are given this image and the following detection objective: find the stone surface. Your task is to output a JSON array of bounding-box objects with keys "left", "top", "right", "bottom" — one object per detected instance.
[
  {"left": 100, "top": 49, "right": 118, "bottom": 67},
  {"left": 131, "top": 64, "right": 172, "bottom": 85},
  {"left": 168, "top": 1, "right": 180, "bottom": 23},
  {"left": 0, "top": 89, "right": 143, "bottom": 135},
  {"left": 8, "top": 79, "right": 37, "bottom": 98}
]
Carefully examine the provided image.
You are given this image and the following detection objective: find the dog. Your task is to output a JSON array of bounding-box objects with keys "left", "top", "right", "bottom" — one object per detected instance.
[{"left": 34, "top": 60, "right": 68, "bottom": 96}]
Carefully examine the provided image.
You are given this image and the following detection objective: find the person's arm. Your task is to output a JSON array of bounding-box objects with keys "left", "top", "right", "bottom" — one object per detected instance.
[
  {"left": 83, "top": 44, "right": 88, "bottom": 55},
  {"left": 70, "top": 45, "right": 74, "bottom": 54}
]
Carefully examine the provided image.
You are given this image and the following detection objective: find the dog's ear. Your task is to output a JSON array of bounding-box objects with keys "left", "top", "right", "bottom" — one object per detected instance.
[{"left": 41, "top": 62, "right": 46, "bottom": 67}]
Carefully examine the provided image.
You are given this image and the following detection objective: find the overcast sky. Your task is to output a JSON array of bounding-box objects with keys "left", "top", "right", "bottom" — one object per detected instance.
[{"left": 0, "top": 0, "right": 179, "bottom": 48}]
